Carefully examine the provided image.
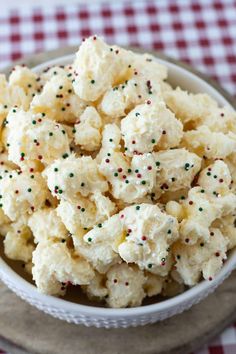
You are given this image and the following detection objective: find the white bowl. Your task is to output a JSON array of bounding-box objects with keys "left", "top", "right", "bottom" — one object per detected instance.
[{"left": 0, "top": 53, "right": 236, "bottom": 328}]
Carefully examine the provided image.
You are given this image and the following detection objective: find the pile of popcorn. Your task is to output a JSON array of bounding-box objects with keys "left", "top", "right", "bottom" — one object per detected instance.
[{"left": 1, "top": 36, "right": 236, "bottom": 308}]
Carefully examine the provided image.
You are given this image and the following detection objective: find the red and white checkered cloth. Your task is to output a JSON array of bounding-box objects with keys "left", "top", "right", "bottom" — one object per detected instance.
[{"left": 0, "top": 0, "right": 236, "bottom": 353}]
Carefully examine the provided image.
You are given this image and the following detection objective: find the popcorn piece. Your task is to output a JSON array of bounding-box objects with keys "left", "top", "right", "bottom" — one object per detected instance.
[
  {"left": 100, "top": 51, "right": 166, "bottom": 118},
  {"left": 43, "top": 154, "right": 108, "bottom": 202},
  {"left": 182, "top": 125, "right": 236, "bottom": 159},
  {"left": 73, "top": 213, "right": 123, "bottom": 273},
  {"left": 82, "top": 271, "right": 108, "bottom": 301},
  {"left": 106, "top": 263, "right": 146, "bottom": 308},
  {"left": 72, "top": 36, "right": 128, "bottom": 101},
  {"left": 32, "top": 240, "right": 95, "bottom": 295},
  {"left": 173, "top": 228, "right": 228, "bottom": 286},
  {"left": 144, "top": 273, "right": 164, "bottom": 297},
  {"left": 28, "top": 208, "right": 68, "bottom": 243},
  {"left": 118, "top": 204, "right": 179, "bottom": 275},
  {"left": 6, "top": 109, "right": 70, "bottom": 165},
  {"left": 121, "top": 101, "right": 183, "bottom": 156},
  {"left": 198, "top": 160, "right": 232, "bottom": 195},
  {"left": 31, "top": 70, "right": 87, "bottom": 123},
  {"left": 179, "top": 161, "right": 236, "bottom": 244},
  {"left": 165, "top": 87, "right": 218, "bottom": 125},
  {"left": 9, "top": 66, "right": 39, "bottom": 97},
  {"left": 4, "top": 218, "right": 34, "bottom": 263},
  {"left": 152, "top": 148, "right": 201, "bottom": 199},
  {"left": 213, "top": 215, "right": 236, "bottom": 250},
  {"left": 56, "top": 192, "right": 116, "bottom": 235},
  {"left": 0, "top": 170, "right": 49, "bottom": 221},
  {"left": 165, "top": 87, "right": 236, "bottom": 133},
  {"left": 74, "top": 106, "right": 102, "bottom": 151},
  {"left": 99, "top": 150, "right": 157, "bottom": 204}
]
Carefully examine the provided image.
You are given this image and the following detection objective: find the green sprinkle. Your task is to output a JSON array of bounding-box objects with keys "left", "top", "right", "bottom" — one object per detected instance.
[
  {"left": 125, "top": 180, "right": 129, "bottom": 184},
  {"left": 0, "top": 204, "right": 2, "bottom": 208},
  {"left": 30, "top": 175, "right": 34, "bottom": 179},
  {"left": 27, "top": 188, "right": 32, "bottom": 192},
  {"left": 199, "top": 207, "right": 203, "bottom": 212},
  {"left": 151, "top": 139, "right": 156, "bottom": 144},
  {"left": 72, "top": 128, "right": 76, "bottom": 133},
  {"left": 81, "top": 182, "right": 85, "bottom": 187},
  {"left": 32, "top": 120, "right": 36, "bottom": 125},
  {"left": 49, "top": 132, "right": 53, "bottom": 136},
  {"left": 54, "top": 168, "right": 58, "bottom": 172},
  {"left": 42, "top": 113, "right": 46, "bottom": 117},
  {"left": 59, "top": 86, "right": 63, "bottom": 89},
  {"left": 148, "top": 264, "right": 152, "bottom": 269},
  {"left": 167, "top": 229, "right": 171, "bottom": 234},
  {"left": 200, "top": 189, "right": 205, "bottom": 193},
  {"left": 135, "top": 169, "right": 139, "bottom": 173},
  {"left": 12, "top": 109, "right": 16, "bottom": 113},
  {"left": 171, "top": 177, "right": 176, "bottom": 182},
  {"left": 69, "top": 173, "right": 74, "bottom": 178},
  {"left": 114, "top": 172, "right": 118, "bottom": 177},
  {"left": 91, "top": 80, "right": 95, "bottom": 84},
  {"left": 21, "top": 152, "right": 25, "bottom": 157},
  {"left": 88, "top": 237, "right": 92, "bottom": 242},
  {"left": 207, "top": 172, "right": 211, "bottom": 176},
  {"left": 128, "top": 168, "right": 132, "bottom": 173},
  {"left": 62, "top": 153, "right": 69, "bottom": 159},
  {"left": 58, "top": 189, "right": 63, "bottom": 194},
  {"left": 180, "top": 196, "right": 185, "bottom": 200},
  {"left": 109, "top": 138, "right": 113, "bottom": 142},
  {"left": 156, "top": 161, "right": 160, "bottom": 167},
  {"left": 214, "top": 175, "right": 217, "bottom": 179},
  {"left": 81, "top": 208, "right": 85, "bottom": 212},
  {"left": 136, "top": 206, "right": 140, "bottom": 210},
  {"left": 61, "top": 130, "right": 66, "bottom": 134},
  {"left": 98, "top": 223, "right": 102, "bottom": 228},
  {"left": 184, "top": 163, "right": 190, "bottom": 171},
  {"left": 141, "top": 180, "right": 146, "bottom": 185}
]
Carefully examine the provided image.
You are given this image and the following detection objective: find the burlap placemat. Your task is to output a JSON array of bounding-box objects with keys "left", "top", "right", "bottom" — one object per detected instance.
[{"left": 1, "top": 47, "right": 236, "bottom": 354}]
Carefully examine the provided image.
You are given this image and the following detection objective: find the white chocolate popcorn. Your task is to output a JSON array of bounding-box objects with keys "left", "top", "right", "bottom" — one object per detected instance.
[
  {"left": 31, "top": 69, "right": 87, "bottom": 123},
  {"left": 74, "top": 106, "right": 102, "bottom": 151},
  {"left": 73, "top": 36, "right": 128, "bottom": 101},
  {"left": 106, "top": 263, "right": 146, "bottom": 308},
  {"left": 56, "top": 192, "right": 116, "bottom": 235},
  {"left": 43, "top": 154, "right": 108, "bottom": 202},
  {"left": 165, "top": 87, "right": 236, "bottom": 133},
  {"left": 144, "top": 273, "right": 164, "bottom": 297},
  {"left": 152, "top": 148, "right": 201, "bottom": 199},
  {"left": 179, "top": 161, "right": 236, "bottom": 244},
  {"left": 6, "top": 109, "right": 70, "bottom": 166},
  {"left": 121, "top": 101, "right": 183, "bottom": 156},
  {"left": 165, "top": 87, "right": 218, "bottom": 125},
  {"left": 32, "top": 240, "right": 95, "bottom": 295},
  {"left": 28, "top": 208, "right": 68, "bottom": 243},
  {"left": 173, "top": 228, "right": 228, "bottom": 286},
  {"left": 4, "top": 218, "right": 34, "bottom": 263},
  {"left": 213, "top": 214, "right": 236, "bottom": 250},
  {"left": 100, "top": 54, "right": 165, "bottom": 119},
  {"left": 0, "top": 170, "right": 49, "bottom": 221},
  {"left": 82, "top": 271, "right": 108, "bottom": 301},
  {"left": 118, "top": 204, "right": 178, "bottom": 274},
  {"left": 73, "top": 213, "right": 123, "bottom": 273},
  {"left": 182, "top": 125, "right": 236, "bottom": 159}
]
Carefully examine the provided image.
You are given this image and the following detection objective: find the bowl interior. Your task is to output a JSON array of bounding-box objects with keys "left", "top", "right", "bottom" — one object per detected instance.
[{"left": 1, "top": 52, "right": 236, "bottom": 313}]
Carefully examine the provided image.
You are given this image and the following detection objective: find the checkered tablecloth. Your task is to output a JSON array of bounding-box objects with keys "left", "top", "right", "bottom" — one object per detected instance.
[{"left": 0, "top": 0, "right": 236, "bottom": 353}]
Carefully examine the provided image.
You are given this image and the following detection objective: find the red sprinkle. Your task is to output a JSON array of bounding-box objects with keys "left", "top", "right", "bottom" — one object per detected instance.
[
  {"left": 141, "top": 236, "right": 147, "bottom": 241},
  {"left": 38, "top": 155, "right": 43, "bottom": 160},
  {"left": 147, "top": 166, "right": 152, "bottom": 170},
  {"left": 219, "top": 178, "right": 224, "bottom": 183},
  {"left": 137, "top": 173, "right": 142, "bottom": 178},
  {"left": 189, "top": 201, "right": 193, "bottom": 205},
  {"left": 120, "top": 214, "right": 124, "bottom": 219},
  {"left": 117, "top": 168, "right": 123, "bottom": 173}
]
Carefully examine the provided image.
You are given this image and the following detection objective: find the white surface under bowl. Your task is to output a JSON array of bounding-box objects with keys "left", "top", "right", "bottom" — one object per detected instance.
[{"left": 0, "top": 53, "right": 236, "bottom": 328}]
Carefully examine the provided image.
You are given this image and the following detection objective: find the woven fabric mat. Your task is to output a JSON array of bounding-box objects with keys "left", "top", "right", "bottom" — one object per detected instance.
[{"left": 0, "top": 48, "right": 236, "bottom": 354}]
